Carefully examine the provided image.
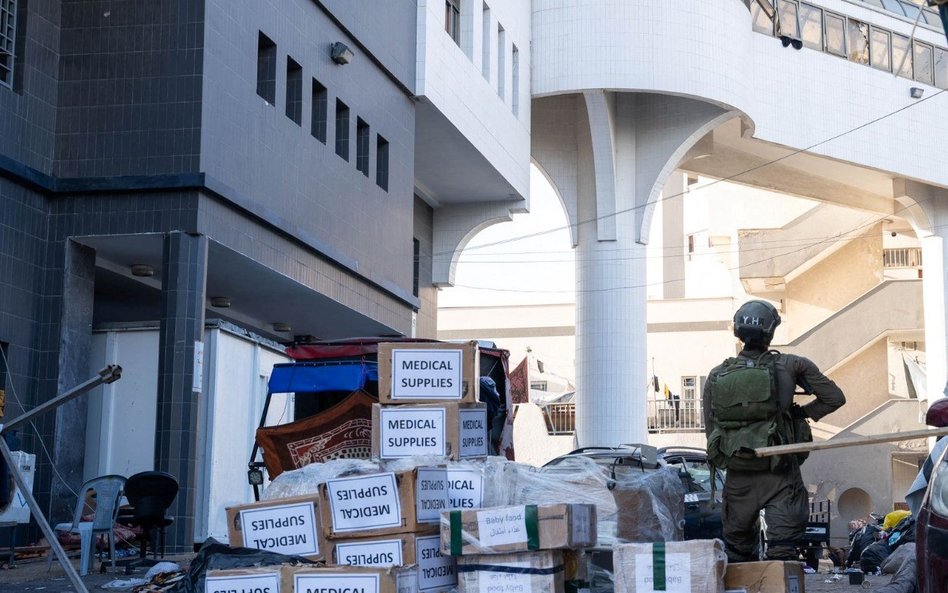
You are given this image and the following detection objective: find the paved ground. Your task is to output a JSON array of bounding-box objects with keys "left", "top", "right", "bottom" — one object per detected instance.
[{"left": 0, "top": 553, "right": 194, "bottom": 593}]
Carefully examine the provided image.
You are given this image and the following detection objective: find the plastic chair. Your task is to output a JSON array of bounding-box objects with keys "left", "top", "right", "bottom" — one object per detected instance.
[
  {"left": 117, "top": 471, "right": 178, "bottom": 569},
  {"left": 49, "top": 475, "right": 126, "bottom": 576}
]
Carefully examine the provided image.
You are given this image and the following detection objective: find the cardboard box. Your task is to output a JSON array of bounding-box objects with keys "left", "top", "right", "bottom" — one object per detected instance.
[
  {"left": 614, "top": 540, "right": 726, "bottom": 593},
  {"left": 440, "top": 504, "right": 597, "bottom": 556},
  {"left": 378, "top": 342, "right": 480, "bottom": 404},
  {"left": 225, "top": 495, "right": 326, "bottom": 560},
  {"left": 415, "top": 466, "right": 485, "bottom": 524},
  {"left": 724, "top": 561, "right": 804, "bottom": 593},
  {"left": 457, "top": 550, "right": 565, "bottom": 593},
  {"left": 372, "top": 403, "right": 488, "bottom": 460},
  {"left": 207, "top": 568, "right": 286, "bottom": 593},
  {"left": 283, "top": 565, "right": 417, "bottom": 593},
  {"left": 414, "top": 534, "right": 458, "bottom": 592},
  {"left": 319, "top": 471, "right": 421, "bottom": 538}
]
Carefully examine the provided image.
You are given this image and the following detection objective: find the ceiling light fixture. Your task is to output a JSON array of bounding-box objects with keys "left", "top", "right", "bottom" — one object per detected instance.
[
  {"left": 273, "top": 322, "right": 293, "bottom": 333},
  {"left": 130, "top": 264, "right": 154, "bottom": 277},
  {"left": 210, "top": 296, "right": 231, "bottom": 308}
]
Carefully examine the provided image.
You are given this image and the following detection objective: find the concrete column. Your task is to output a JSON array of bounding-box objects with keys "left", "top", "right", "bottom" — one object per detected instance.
[
  {"left": 155, "top": 232, "right": 207, "bottom": 552},
  {"left": 662, "top": 173, "right": 686, "bottom": 299},
  {"left": 922, "top": 231, "right": 947, "bottom": 401},
  {"left": 50, "top": 240, "right": 96, "bottom": 522}
]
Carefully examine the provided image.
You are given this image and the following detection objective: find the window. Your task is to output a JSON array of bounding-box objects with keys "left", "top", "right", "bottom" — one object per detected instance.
[
  {"left": 285, "top": 57, "right": 302, "bottom": 125},
  {"left": 752, "top": 0, "right": 776, "bottom": 35},
  {"left": 356, "top": 118, "right": 370, "bottom": 177},
  {"left": 481, "top": 3, "right": 491, "bottom": 80},
  {"left": 824, "top": 12, "right": 846, "bottom": 57},
  {"left": 311, "top": 79, "right": 327, "bottom": 142},
  {"left": 847, "top": 19, "right": 869, "bottom": 65},
  {"left": 412, "top": 238, "right": 420, "bottom": 297},
  {"left": 870, "top": 27, "right": 892, "bottom": 72},
  {"left": 530, "top": 381, "right": 549, "bottom": 391},
  {"left": 776, "top": 0, "right": 800, "bottom": 39},
  {"left": 511, "top": 44, "right": 520, "bottom": 117},
  {"left": 914, "top": 41, "right": 934, "bottom": 85},
  {"left": 445, "top": 0, "right": 461, "bottom": 45},
  {"left": 892, "top": 33, "right": 913, "bottom": 79},
  {"left": 0, "top": 0, "right": 17, "bottom": 88},
  {"left": 681, "top": 377, "right": 697, "bottom": 401},
  {"left": 376, "top": 135, "right": 389, "bottom": 191},
  {"left": 497, "top": 24, "right": 505, "bottom": 100},
  {"left": 256, "top": 32, "right": 277, "bottom": 104},
  {"left": 799, "top": 4, "right": 823, "bottom": 51},
  {"left": 935, "top": 47, "right": 948, "bottom": 89},
  {"left": 335, "top": 99, "right": 350, "bottom": 161}
]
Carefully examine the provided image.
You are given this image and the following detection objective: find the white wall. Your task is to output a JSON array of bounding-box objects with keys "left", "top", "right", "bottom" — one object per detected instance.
[
  {"left": 85, "top": 326, "right": 290, "bottom": 543},
  {"left": 417, "top": 0, "right": 531, "bottom": 198}
]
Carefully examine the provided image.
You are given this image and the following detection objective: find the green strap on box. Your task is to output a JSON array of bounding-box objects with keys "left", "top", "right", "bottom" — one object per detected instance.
[
  {"left": 652, "top": 542, "right": 666, "bottom": 591},
  {"left": 450, "top": 511, "right": 463, "bottom": 556},
  {"left": 450, "top": 505, "right": 540, "bottom": 555}
]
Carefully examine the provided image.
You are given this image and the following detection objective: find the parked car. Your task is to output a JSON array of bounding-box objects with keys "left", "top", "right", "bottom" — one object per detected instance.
[
  {"left": 541, "top": 445, "right": 724, "bottom": 540},
  {"left": 917, "top": 441, "right": 948, "bottom": 593}
]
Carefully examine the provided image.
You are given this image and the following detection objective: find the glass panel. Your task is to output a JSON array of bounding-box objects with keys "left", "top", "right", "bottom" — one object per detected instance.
[
  {"left": 824, "top": 13, "right": 846, "bottom": 57},
  {"left": 777, "top": 0, "right": 800, "bottom": 38},
  {"left": 881, "top": 0, "right": 907, "bottom": 15},
  {"left": 892, "top": 33, "right": 913, "bottom": 78},
  {"left": 862, "top": 0, "right": 884, "bottom": 6},
  {"left": 848, "top": 20, "right": 869, "bottom": 64},
  {"left": 752, "top": 1, "right": 775, "bottom": 35},
  {"left": 799, "top": 4, "right": 823, "bottom": 50},
  {"left": 898, "top": 1, "right": 920, "bottom": 19},
  {"left": 870, "top": 27, "right": 891, "bottom": 72},
  {"left": 935, "top": 47, "right": 948, "bottom": 89},
  {"left": 914, "top": 42, "right": 934, "bottom": 85},
  {"left": 921, "top": 10, "right": 942, "bottom": 27}
]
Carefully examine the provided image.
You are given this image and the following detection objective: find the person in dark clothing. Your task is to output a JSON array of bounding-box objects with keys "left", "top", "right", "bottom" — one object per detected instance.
[{"left": 703, "top": 300, "right": 846, "bottom": 562}]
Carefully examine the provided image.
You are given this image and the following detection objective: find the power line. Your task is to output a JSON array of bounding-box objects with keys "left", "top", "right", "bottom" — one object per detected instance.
[{"left": 428, "top": 88, "right": 947, "bottom": 259}]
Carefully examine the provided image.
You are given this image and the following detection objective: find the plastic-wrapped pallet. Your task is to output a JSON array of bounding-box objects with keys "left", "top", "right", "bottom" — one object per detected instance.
[
  {"left": 613, "top": 540, "right": 727, "bottom": 593},
  {"left": 611, "top": 466, "right": 685, "bottom": 542},
  {"left": 262, "top": 458, "right": 382, "bottom": 500},
  {"left": 482, "top": 457, "right": 618, "bottom": 546}
]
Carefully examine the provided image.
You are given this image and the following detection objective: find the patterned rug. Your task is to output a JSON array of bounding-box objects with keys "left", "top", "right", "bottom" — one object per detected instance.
[{"left": 255, "top": 389, "right": 375, "bottom": 479}]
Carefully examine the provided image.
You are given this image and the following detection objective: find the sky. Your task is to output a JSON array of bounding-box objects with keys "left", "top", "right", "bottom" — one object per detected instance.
[{"left": 438, "top": 166, "right": 576, "bottom": 307}]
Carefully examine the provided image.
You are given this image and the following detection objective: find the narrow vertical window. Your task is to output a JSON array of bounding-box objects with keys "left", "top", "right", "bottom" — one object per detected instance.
[
  {"left": 412, "top": 238, "right": 420, "bottom": 297},
  {"left": 776, "top": 0, "right": 799, "bottom": 39},
  {"left": 870, "top": 27, "right": 891, "bottom": 72},
  {"left": 0, "top": 0, "right": 17, "bottom": 89},
  {"left": 335, "top": 99, "right": 350, "bottom": 160},
  {"left": 285, "top": 57, "right": 302, "bottom": 125},
  {"left": 481, "top": 3, "right": 491, "bottom": 80},
  {"left": 824, "top": 13, "right": 846, "bottom": 57},
  {"left": 913, "top": 41, "right": 934, "bottom": 85},
  {"left": 892, "top": 33, "right": 913, "bottom": 79},
  {"left": 847, "top": 19, "right": 869, "bottom": 65},
  {"left": 376, "top": 135, "right": 389, "bottom": 191},
  {"left": 497, "top": 24, "right": 505, "bottom": 100},
  {"left": 751, "top": 0, "right": 775, "bottom": 36},
  {"left": 356, "top": 118, "right": 370, "bottom": 177},
  {"left": 798, "top": 3, "right": 822, "bottom": 51},
  {"left": 511, "top": 44, "right": 520, "bottom": 117},
  {"left": 311, "top": 79, "right": 327, "bottom": 142},
  {"left": 935, "top": 47, "right": 948, "bottom": 90},
  {"left": 256, "top": 32, "right": 277, "bottom": 104},
  {"left": 445, "top": 0, "right": 461, "bottom": 45}
]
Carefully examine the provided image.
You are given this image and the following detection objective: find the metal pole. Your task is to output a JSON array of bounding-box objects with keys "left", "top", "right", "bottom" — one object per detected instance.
[
  {"left": 1, "top": 365, "right": 122, "bottom": 434},
  {"left": 0, "top": 438, "right": 88, "bottom": 593},
  {"left": 754, "top": 426, "right": 948, "bottom": 457}
]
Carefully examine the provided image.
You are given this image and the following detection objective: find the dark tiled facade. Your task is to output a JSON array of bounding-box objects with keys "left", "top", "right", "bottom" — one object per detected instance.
[{"left": 0, "top": 0, "right": 426, "bottom": 551}]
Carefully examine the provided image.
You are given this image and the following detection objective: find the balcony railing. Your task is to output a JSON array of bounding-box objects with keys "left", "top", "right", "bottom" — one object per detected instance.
[
  {"left": 883, "top": 247, "right": 923, "bottom": 268},
  {"left": 543, "top": 403, "right": 576, "bottom": 435},
  {"left": 647, "top": 396, "right": 705, "bottom": 433}
]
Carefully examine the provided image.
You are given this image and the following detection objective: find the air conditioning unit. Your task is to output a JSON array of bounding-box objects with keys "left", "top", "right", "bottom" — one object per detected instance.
[{"left": 0, "top": 451, "right": 36, "bottom": 524}]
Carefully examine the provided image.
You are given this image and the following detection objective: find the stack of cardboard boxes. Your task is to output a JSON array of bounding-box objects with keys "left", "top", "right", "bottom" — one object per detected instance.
[
  {"left": 215, "top": 341, "right": 492, "bottom": 593},
  {"left": 439, "top": 503, "right": 598, "bottom": 593}
]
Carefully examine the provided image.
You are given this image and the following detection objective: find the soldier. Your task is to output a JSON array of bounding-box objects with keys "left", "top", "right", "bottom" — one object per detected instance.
[{"left": 703, "top": 300, "right": 845, "bottom": 562}]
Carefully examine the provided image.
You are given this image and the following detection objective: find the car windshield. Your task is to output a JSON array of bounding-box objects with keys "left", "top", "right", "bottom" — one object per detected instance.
[{"left": 664, "top": 458, "right": 725, "bottom": 493}]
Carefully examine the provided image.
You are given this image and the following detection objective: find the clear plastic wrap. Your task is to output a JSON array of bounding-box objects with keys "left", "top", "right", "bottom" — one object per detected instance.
[
  {"left": 483, "top": 456, "right": 618, "bottom": 547},
  {"left": 613, "top": 539, "right": 727, "bottom": 593},
  {"left": 261, "top": 458, "right": 381, "bottom": 500},
  {"left": 611, "top": 466, "right": 685, "bottom": 543}
]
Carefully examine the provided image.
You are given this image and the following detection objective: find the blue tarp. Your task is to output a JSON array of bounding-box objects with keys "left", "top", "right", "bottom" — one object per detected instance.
[{"left": 267, "top": 362, "right": 378, "bottom": 394}]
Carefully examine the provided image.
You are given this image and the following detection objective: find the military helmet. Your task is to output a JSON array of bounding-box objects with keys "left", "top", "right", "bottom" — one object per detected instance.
[{"left": 733, "top": 300, "right": 781, "bottom": 344}]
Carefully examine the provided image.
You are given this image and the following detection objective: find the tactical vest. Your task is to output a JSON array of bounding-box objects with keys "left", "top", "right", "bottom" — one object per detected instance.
[{"left": 706, "top": 351, "right": 796, "bottom": 471}]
